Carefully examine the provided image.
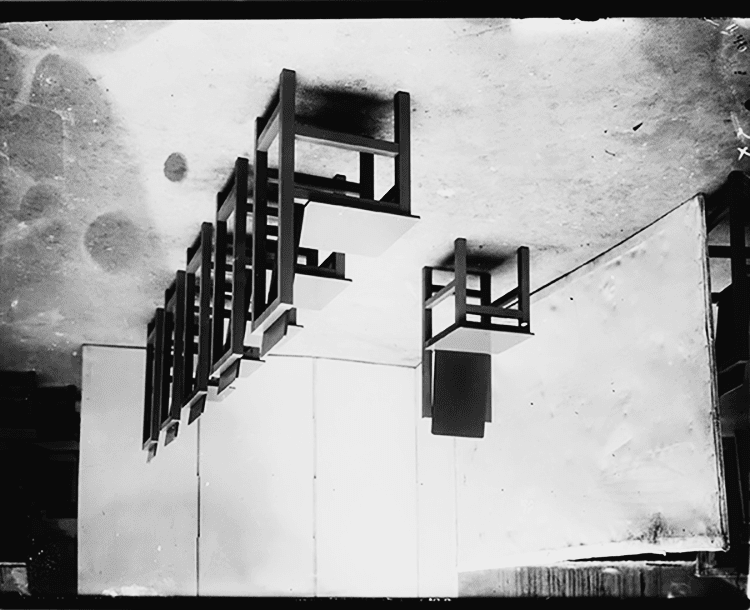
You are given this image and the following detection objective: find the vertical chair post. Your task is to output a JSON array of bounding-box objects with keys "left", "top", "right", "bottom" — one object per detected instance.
[
  {"left": 278, "top": 68, "right": 296, "bottom": 308},
  {"left": 252, "top": 118, "right": 269, "bottom": 326},
  {"left": 212, "top": 219, "right": 227, "bottom": 367},
  {"left": 422, "top": 266, "right": 434, "bottom": 418},
  {"left": 182, "top": 271, "right": 196, "bottom": 407},
  {"left": 148, "top": 308, "right": 166, "bottom": 459},
  {"left": 479, "top": 272, "right": 492, "bottom": 327},
  {"left": 159, "top": 290, "right": 174, "bottom": 432},
  {"left": 360, "top": 152, "right": 375, "bottom": 200},
  {"left": 143, "top": 316, "right": 157, "bottom": 454},
  {"left": 164, "top": 270, "right": 186, "bottom": 445},
  {"left": 394, "top": 91, "right": 411, "bottom": 215},
  {"left": 230, "top": 158, "right": 249, "bottom": 358},
  {"left": 454, "top": 238, "right": 467, "bottom": 325},
  {"left": 188, "top": 223, "right": 213, "bottom": 424},
  {"left": 730, "top": 181, "right": 749, "bottom": 362},
  {"left": 518, "top": 246, "right": 530, "bottom": 330}
]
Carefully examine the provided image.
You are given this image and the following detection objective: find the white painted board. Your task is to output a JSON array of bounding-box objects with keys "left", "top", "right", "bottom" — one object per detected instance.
[
  {"left": 455, "top": 196, "right": 727, "bottom": 571},
  {"left": 416, "top": 362, "right": 459, "bottom": 598},
  {"left": 197, "top": 356, "right": 315, "bottom": 596},
  {"left": 78, "top": 345, "right": 198, "bottom": 596},
  {"left": 314, "top": 359, "right": 419, "bottom": 597}
]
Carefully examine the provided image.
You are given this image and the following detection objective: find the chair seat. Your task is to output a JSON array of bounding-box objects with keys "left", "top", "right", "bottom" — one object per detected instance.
[
  {"left": 300, "top": 198, "right": 419, "bottom": 256},
  {"left": 426, "top": 322, "right": 533, "bottom": 355}
]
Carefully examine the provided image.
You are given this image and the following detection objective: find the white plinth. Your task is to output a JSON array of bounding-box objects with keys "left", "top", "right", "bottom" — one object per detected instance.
[
  {"left": 300, "top": 201, "right": 419, "bottom": 257},
  {"left": 426, "top": 324, "right": 533, "bottom": 355}
]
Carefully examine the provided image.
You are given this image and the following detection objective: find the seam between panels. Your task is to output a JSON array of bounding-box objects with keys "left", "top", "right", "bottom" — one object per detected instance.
[
  {"left": 414, "top": 364, "right": 421, "bottom": 597},
  {"left": 196, "top": 417, "right": 201, "bottom": 597},
  {"left": 453, "top": 437, "right": 459, "bottom": 597},
  {"left": 312, "top": 358, "right": 319, "bottom": 597}
]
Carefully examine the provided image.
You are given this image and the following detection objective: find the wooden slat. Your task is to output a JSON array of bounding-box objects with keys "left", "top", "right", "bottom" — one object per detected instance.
[
  {"left": 182, "top": 271, "right": 196, "bottom": 407},
  {"left": 394, "top": 91, "right": 411, "bottom": 215},
  {"left": 518, "top": 246, "right": 531, "bottom": 327},
  {"left": 466, "top": 304, "right": 524, "bottom": 320},
  {"left": 707, "top": 245, "right": 750, "bottom": 259},
  {"left": 253, "top": 119, "right": 269, "bottom": 329},
  {"left": 230, "top": 158, "right": 249, "bottom": 358},
  {"left": 258, "top": 103, "right": 280, "bottom": 152},
  {"left": 142, "top": 316, "right": 156, "bottom": 450},
  {"left": 212, "top": 220, "right": 228, "bottom": 368},
  {"left": 454, "top": 238, "right": 467, "bottom": 324},
  {"left": 278, "top": 68, "right": 296, "bottom": 308},
  {"left": 425, "top": 279, "right": 456, "bottom": 309},
  {"left": 492, "top": 287, "right": 519, "bottom": 308},
  {"left": 167, "top": 271, "right": 187, "bottom": 430},
  {"left": 159, "top": 309, "right": 174, "bottom": 431},
  {"left": 422, "top": 266, "right": 433, "bottom": 419},
  {"left": 267, "top": 167, "right": 361, "bottom": 195},
  {"left": 294, "top": 187, "right": 407, "bottom": 216},
  {"left": 360, "top": 152, "right": 374, "bottom": 199},
  {"left": 295, "top": 124, "right": 399, "bottom": 157},
  {"left": 150, "top": 309, "right": 165, "bottom": 451}
]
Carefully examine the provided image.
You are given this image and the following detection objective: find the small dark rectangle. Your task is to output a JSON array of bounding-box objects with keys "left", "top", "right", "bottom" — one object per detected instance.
[
  {"left": 164, "top": 422, "right": 179, "bottom": 446},
  {"left": 431, "top": 350, "right": 491, "bottom": 438},
  {"left": 261, "top": 309, "right": 290, "bottom": 355},
  {"left": 188, "top": 394, "right": 207, "bottom": 425},
  {"left": 218, "top": 359, "right": 241, "bottom": 395}
]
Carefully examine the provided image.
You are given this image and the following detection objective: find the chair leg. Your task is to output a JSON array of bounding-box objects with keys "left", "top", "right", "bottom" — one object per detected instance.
[
  {"left": 252, "top": 118, "right": 269, "bottom": 325},
  {"left": 454, "top": 238, "right": 467, "bottom": 325},
  {"left": 277, "top": 68, "right": 296, "bottom": 307},
  {"left": 394, "top": 91, "right": 410, "bottom": 215},
  {"left": 518, "top": 246, "right": 530, "bottom": 330},
  {"left": 360, "top": 152, "right": 374, "bottom": 200},
  {"left": 422, "top": 266, "right": 433, "bottom": 418}
]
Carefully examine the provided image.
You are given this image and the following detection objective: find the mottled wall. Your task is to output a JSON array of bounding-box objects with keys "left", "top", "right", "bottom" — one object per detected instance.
[
  {"left": 79, "top": 346, "right": 419, "bottom": 597},
  {"left": 0, "top": 24, "right": 172, "bottom": 386},
  {"left": 453, "top": 197, "right": 725, "bottom": 571},
  {"left": 2, "top": 18, "right": 750, "bottom": 388},
  {"left": 78, "top": 345, "right": 197, "bottom": 596}
]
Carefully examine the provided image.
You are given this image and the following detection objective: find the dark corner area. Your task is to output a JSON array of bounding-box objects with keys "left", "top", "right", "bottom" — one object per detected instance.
[{"left": 0, "top": 370, "right": 79, "bottom": 598}]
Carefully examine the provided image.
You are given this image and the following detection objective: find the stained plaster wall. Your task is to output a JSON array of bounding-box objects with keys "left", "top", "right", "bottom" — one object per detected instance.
[
  {"left": 79, "top": 347, "right": 422, "bottom": 597},
  {"left": 2, "top": 19, "right": 750, "bottom": 388},
  {"left": 450, "top": 196, "right": 726, "bottom": 572},
  {"left": 78, "top": 197, "right": 725, "bottom": 596}
]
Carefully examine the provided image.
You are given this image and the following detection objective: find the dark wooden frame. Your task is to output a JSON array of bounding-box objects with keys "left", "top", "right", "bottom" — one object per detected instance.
[
  {"left": 421, "top": 238, "right": 531, "bottom": 418},
  {"left": 142, "top": 309, "right": 164, "bottom": 461},
  {"left": 184, "top": 222, "right": 214, "bottom": 425},
  {"left": 163, "top": 270, "right": 187, "bottom": 446},
  {"left": 143, "top": 67, "right": 412, "bottom": 457}
]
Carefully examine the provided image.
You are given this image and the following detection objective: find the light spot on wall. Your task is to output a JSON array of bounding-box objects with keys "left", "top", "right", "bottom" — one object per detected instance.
[{"left": 163, "top": 152, "right": 187, "bottom": 182}]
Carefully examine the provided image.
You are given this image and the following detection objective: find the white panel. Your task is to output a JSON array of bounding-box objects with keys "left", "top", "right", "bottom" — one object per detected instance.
[
  {"left": 198, "top": 356, "right": 314, "bottom": 596},
  {"left": 300, "top": 201, "right": 419, "bottom": 257},
  {"left": 315, "top": 359, "right": 419, "bottom": 597},
  {"left": 428, "top": 326, "right": 533, "bottom": 354},
  {"left": 455, "top": 197, "right": 726, "bottom": 571},
  {"left": 294, "top": 274, "right": 351, "bottom": 311},
  {"left": 416, "top": 363, "right": 459, "bottom": 597},
  {"left": 78, "top": 345, "right": 197, "bottom": 596}
]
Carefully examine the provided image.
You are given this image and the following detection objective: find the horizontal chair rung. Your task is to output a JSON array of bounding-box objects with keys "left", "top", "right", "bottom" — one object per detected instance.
[
  {"left": 492, "top": 287, "right": 519, "bottom": 308},
  {"left": 707, "top": 245, "right": 750, "bottom": 259},
  {"left": 295, "top": 124, "right": 400, "bottom": 157},
  {"left": 430, "top": 284, "right": 483, "bottom": 299},
  {"left": 425, "top": 280, "right": 455, "bottom": 309},
  {"left": 466, "top": 304, "right": 524, "bottom": 320},
  {"left": 266, "top": 168, "right": 361, "bottom": 195}
]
